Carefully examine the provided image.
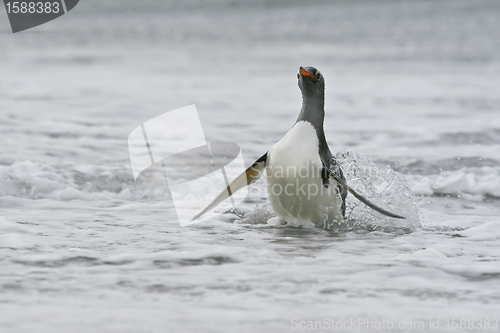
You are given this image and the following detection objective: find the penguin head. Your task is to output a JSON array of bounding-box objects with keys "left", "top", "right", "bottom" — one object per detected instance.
[{"left": 297, "top": 66, "right": 325, "bottom": 96}]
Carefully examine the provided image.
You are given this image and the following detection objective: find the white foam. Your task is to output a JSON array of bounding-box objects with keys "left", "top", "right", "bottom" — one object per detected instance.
[
  {"left": 409, "top": 166, "right": 500, "bottom": 198},
  {"left": 0, "top": 160, "right": 166, "bottom": 202},
  {"left": 459, "top": 221, "right": 500, "bottom": 241}
]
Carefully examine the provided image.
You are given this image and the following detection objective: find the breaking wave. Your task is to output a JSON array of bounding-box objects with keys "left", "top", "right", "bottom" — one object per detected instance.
[
  {"left": 0, "top": 159, "right": 164, "bottom": 201},
  {"left": 408, "top": 166, "right": 500, "bottom": 200}
]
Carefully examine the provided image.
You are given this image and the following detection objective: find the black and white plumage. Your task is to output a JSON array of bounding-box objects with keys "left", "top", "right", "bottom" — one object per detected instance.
[{"left": 193, "top": 66, "right": 405, "bottom": 225}]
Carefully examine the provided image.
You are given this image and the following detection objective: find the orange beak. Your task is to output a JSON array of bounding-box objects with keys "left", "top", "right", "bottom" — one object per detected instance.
[{"left": 299, "top": 67, "right": 315, "bottom": 80}]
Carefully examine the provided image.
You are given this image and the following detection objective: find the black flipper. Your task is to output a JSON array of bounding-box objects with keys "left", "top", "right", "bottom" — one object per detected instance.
[
  {"left": 322, "top": 159, "right": 347, "bottom": 216},
  {"left": 191, "top": 153, "right": 268, "bottom": 221}
]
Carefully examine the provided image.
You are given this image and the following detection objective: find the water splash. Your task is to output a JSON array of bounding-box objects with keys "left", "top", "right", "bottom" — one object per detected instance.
[
  {"left": 239, "top": 204, "right": 275, "bottom": 225},
  {"left": 336, "top": 149, "right": 420, "bottom": 232}
]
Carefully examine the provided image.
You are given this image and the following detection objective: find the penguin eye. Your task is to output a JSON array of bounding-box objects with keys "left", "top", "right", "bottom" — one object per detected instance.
[{"left": 315, "top": 72, "right": 321, "bottom": 80}]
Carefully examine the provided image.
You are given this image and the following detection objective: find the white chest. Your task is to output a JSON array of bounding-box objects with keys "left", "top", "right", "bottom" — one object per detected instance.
[
  {"left": 267, "top": 121, "right": 321, "bottom": 171},
  {"left": 265, "top": 121, "right": 341, "bottom": 226}
]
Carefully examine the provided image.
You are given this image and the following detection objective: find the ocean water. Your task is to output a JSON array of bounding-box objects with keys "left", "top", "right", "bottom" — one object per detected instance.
[{"left": 1, "top": 0, "right": 500, "bottom": 332}]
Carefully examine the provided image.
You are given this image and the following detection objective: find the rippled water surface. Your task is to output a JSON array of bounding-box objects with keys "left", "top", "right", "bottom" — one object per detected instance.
[{"left": 1, "top": 1, "right": 500, "bottom": 332}]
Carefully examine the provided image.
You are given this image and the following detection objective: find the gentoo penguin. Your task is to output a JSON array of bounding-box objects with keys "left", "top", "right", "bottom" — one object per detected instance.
[{"left": 193, "top": 66, "right": 405, "bottom": 226}]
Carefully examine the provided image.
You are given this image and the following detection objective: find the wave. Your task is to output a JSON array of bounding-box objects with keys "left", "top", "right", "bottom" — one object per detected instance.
[
  {"left": 381, "top": 157, "right": 499, "bottom": 176},
  {"left": 408, "top": 166, "right": 500, "bottom": 199},
  {"left": 0, "top": 160, "right": 165, "bottom": 201},
  {"left": 1, "top": 156, "right": 497, "bottom": 230}
]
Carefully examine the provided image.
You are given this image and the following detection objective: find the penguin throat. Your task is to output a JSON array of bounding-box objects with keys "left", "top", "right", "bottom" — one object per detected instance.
[{"left": 297, "top": 91, "right": 325, "bottom": 132}]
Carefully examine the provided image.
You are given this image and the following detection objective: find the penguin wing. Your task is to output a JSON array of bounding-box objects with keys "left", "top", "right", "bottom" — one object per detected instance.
[
  {"left": 191, "top": 152, "right": 268, "bottom": 221},
  {"left": 325, "top": 161, "right": 406, "bottom": 219},
  {"left": 323, "top": 158, "right": 348, "bottom": 216}
]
